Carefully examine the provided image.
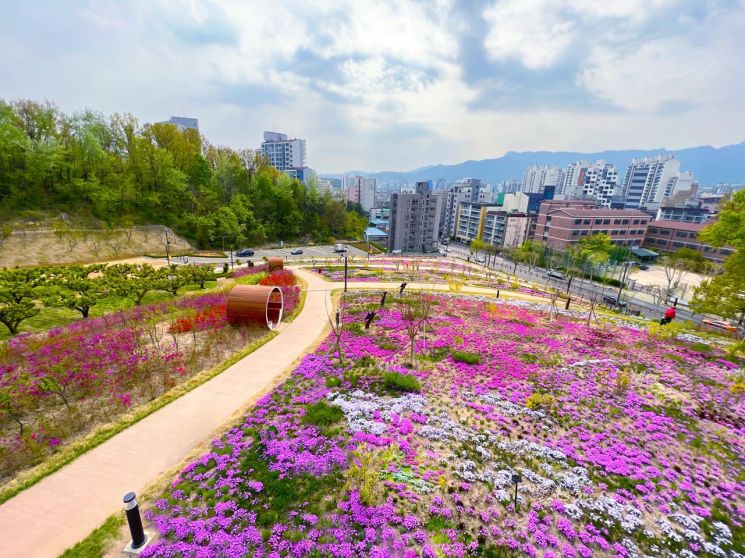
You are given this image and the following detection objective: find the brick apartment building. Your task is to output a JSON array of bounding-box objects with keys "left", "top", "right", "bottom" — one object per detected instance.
[
  {"left": 533, "top": 200, "right": 650, "bottom": 250},
  {"left": 643, "top": 220, "right": 733, "bottom": 263}
]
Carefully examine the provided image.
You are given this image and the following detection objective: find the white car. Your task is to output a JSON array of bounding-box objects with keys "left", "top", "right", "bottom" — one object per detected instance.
[{"left": 475, "top": 255, "right": 485, "bottom": 264}]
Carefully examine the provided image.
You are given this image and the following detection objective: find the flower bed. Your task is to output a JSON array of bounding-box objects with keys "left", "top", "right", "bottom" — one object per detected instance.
[
  {"left": 142, "top": 292, "right": 744, "bottom": 557},
  {"left": 0, "top": 273, "right": 301, "bottom": 484}
]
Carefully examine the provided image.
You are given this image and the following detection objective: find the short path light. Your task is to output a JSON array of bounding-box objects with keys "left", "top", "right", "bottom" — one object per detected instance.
[
  {"left": 511, "top": 473, "right": 522, "bottom": 511},
  {"left": 399, "top": 282, "right": 407, "bottom": 295},
  {"left": 123, "top": 492, "right": 147, "bottom": 552}
]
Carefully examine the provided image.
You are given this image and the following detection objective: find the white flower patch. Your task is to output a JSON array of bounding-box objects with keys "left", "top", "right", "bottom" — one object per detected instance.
[
  {"left": 702, "top": 542, "right": 728, "bottom": 557},
  {"left": 712, "top": 521, "right": 733, "bottom": 544},
  {"left": 576, "top": 496, "right": 643, "bottom": 533},
  {"left": 327, "top": 390, "right": 428, "bottom": 435},
  {"left": 493, "top": 488, "right": 512, "bottom": 503},
  {"left": 655, "top": 518, "right": 684, "bottom": 544},
  {"left": 465, "top": 391, "right": 547, "bottom": 421},
  {"left": 556, "top": 466, "right": 591, "bottom": 495},
  {"left": 670, "top": 513, "right": 703, "bottom": 532},
  {"left": 519, "top": 467, "right": 556, "bottom": 496}
]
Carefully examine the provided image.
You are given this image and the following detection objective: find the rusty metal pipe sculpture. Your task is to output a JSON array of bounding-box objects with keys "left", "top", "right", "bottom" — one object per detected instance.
[
  {"left": 226, "top": 285, "right": 284, "bottom": 330},
  {"left": 267, "top": 257, "right": 284, "bottom": 271}
]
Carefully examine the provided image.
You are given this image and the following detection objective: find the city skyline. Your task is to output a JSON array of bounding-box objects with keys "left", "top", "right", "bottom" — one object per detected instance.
[{"left": 2, "top": 0, "right": 744, "bottom": 173}]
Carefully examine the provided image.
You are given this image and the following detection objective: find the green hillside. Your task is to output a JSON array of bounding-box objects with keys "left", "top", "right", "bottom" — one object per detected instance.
[{"left": 0, "top": 99, "right": 365, "bottom": 247}]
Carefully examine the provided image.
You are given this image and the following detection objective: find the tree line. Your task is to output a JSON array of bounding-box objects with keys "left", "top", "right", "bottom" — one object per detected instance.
[
  {"left": 0, "top": 99, "right": 366, "bottom": 247},
  {"left": 0, "top": 263, "right": 215, "bottom": 334}
]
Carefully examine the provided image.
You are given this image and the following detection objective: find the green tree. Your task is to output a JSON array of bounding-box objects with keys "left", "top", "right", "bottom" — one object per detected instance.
[
  {"left": 578, "top": 233, "right": 613, "bottom": 282},
  {"left": 691, "top": 252, "right": 745, "bottom": 326},
  {"left": 699, "top": 190, "right": 745, "bottom": 250},
  {"left": 0, "top": 268, "right": 42, "bottom": 334},
  {"left": 103, "top": 263, "right": 159, "bottom": 305},
  {"left": 43, "top": 264, "right": 108, "bottom": 318}
]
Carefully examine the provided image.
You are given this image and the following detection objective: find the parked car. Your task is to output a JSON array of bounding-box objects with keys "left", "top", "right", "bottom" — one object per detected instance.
[
  {"left": 475, "top": 255, "right": 485, "bottom": 264},
  {"left": 440, "top": 239, "right": 449, "bottom": 245},
  {"left": 701, "top": 319, "right": 739, "bottom": 334},
  {"left": 333, "top": 243, "right": 347, "bottom": 253},
  {"left": 236, "top": 248, "right": 254, "bottom": 257},
  {"left": 547, "top": 269, "right": 565, "bottom": 280},
  {"left": 638, "top": 264, "right": 650, "bottom": 271},
  {"left": 602, "top": 295, "right": 627, "bottom": 308},
  {"left": 290, "top": 248, "right": 303, "bottom": 255}
]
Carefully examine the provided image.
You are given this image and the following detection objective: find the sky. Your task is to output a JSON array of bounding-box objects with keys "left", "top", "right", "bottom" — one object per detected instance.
[{"left": 1, "top": 0, "right": 744, "bottom": 173}]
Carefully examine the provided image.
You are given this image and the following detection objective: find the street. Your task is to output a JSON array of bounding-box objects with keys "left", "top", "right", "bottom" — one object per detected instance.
[
  {"left": 161, "top": 244, "right": 368, "bottom": 266},
  {"left": 444, "top": 241, "right": 696, "bottom": 322}
]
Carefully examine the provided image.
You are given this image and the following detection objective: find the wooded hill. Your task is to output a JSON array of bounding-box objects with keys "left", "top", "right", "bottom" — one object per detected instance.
[{"left": 0, "top": 99, "right": 366, "bottom": 248}]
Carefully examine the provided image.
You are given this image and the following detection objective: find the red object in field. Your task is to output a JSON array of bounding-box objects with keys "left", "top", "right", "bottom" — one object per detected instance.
[{"left": 664, "top": 307, "right": 676, "bottom": 320}]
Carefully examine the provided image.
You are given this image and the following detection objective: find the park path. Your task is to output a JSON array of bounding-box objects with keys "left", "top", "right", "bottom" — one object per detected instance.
[
  {"left": 0, "top": 269, "right": 333, "bottom": 558},
  {"left": 0, "top": 271, "right": 553, "bottom": 558}
]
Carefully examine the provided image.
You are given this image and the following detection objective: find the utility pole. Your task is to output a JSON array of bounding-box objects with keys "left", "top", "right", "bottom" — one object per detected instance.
[
  {"left": 165, "top": 230, "right": 171, "bottom": 265},
  {"left": 616, "top": 260, "right": 630, "bottom": 305}
]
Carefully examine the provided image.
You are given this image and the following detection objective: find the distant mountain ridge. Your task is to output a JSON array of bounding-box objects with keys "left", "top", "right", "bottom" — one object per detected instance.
[{"left": 329, "top": 141, "right": 745, "bottom": 187}]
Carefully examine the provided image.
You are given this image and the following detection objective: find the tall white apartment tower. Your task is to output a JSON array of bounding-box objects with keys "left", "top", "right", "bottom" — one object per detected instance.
[
  {"left": 261, "top": 131, "right": 307, "bottom": 172},
  {"left": 521, "top": 165, "right": 562, "bottom": 193},
  {"left": 562, "top": 160, "right": 619, "bottom": 207},
  {"left": 621, "top": 156, "right": 690, "bottom": 210}
]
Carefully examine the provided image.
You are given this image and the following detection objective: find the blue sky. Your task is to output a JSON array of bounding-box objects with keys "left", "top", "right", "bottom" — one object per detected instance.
[{"left": 1, "top": 0, "right": 744, "bottom": 172}]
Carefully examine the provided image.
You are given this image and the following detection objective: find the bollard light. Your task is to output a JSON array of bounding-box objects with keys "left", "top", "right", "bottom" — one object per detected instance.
[
  {"left": 496, "top": 289, "right": 500, "bottom": 299},
  {"left": 399, "top": 282, "right": 407, "bottom": 295},
  {"left": 565, "top": 297, "right": 571, "bottom": 310},
  {"left": 123, "top": 492, "right": 147, "bottom": 549}
]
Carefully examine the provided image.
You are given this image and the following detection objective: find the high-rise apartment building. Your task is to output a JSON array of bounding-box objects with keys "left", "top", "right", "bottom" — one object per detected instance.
[
  {"left": 621, "top": 156, "right": 693, "bottom": 210},
  {"left": 521, "top": 165, "right": 563, "bottom": 193},
  {"left": 561, "top": 161, "right": 620, "bottom": 207},
  {"left": 261, "top": 131, "right": 307, "bottom": 173},
  {"left": 445, "top": 179, "right": 482, "bottom": 238},
  {"left": 344, "top": 176, "right": 377, "bottom": 212},
  {"left": 388, "top": 181, "right": 445, "bottom": 253},
  {"left": 158, "top": 116, "right": 199, "bottom": 131}
]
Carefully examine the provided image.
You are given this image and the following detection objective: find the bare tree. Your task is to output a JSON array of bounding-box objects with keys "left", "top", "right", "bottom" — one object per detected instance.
[{"left": 398, "top": 290, "right": 435, "bottom": 367}]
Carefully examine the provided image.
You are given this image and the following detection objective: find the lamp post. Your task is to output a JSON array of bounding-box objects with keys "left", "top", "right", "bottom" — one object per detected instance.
[
  {"left": 511, "top": 473, "right": 522, "bottom": 511},
  {"left": 165, "top": 230, "right": 171, "bottom": 265},
  {"left": 344, "top": 255, "right": 348, "bottom": 292}
]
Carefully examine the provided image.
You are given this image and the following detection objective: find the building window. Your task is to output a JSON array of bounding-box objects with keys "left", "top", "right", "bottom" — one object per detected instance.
[
  {"left": 595, "top": 219, "right": 602, "bottom": 225},
  {"left": 583, "top": 219, "right": 591, "bottom": 225},
  {"left": 614, "top": 219, "right": 621, "bottom": 224},
  {"left": 572, "top": 230, "right": 579, "bottom": 236},
  {"left": 632, "top": 219, "right": 639, "bottom": 225},
  {"left": 603, "top": 219, "right": 610, "bottom": 225},
  {"left": 622, "top": 219, "right": 630, "bottom": 225}
]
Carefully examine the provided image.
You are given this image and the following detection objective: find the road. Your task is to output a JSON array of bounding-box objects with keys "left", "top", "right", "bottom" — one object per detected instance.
[
  {"left": 444, "top": 241, "right": 696, "bottom": 322},
  {"left": 161, "top": 244, "right": 368, "bottom": 267}
]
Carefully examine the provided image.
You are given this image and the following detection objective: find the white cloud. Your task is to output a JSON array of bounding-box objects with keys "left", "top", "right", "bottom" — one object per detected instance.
[
  {"left": 577, "top": 6, "right": 745, "bottom": 112},
  {"left": 482, "top": 0, "right": 575, "bottom": 69}
]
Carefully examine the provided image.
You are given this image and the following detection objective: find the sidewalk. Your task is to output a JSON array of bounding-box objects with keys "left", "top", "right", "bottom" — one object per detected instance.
[{"left": 0, "top": 270, "right": 332, "bottom": 558}]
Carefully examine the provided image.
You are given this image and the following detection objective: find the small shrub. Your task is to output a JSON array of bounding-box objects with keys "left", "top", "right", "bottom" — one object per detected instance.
[
  {"left": 302, "top": 401, "right": 344, "bottom": 426},
  {"left": 525, "top": 392, "right": 556, "bottom": 411},
  {"left": 354, "top": 355, "right": 376, "bottom": 368},
  {"left": 325, "top": 376, "right": 341, "bottom": 388},
  {"left": 451, "top": 350, "right": 482, "bottom": 365},
  {"left": 383, "top": 371, "right": 421, "bottom": 393}
]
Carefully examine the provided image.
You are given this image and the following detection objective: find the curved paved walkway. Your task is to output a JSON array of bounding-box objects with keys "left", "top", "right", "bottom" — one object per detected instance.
[
  {"left": 0, "top": 270, "right": 332, "bottom": 558},
  {"left": 0, "top": 271, "right": 565, "bottom": 557}
]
